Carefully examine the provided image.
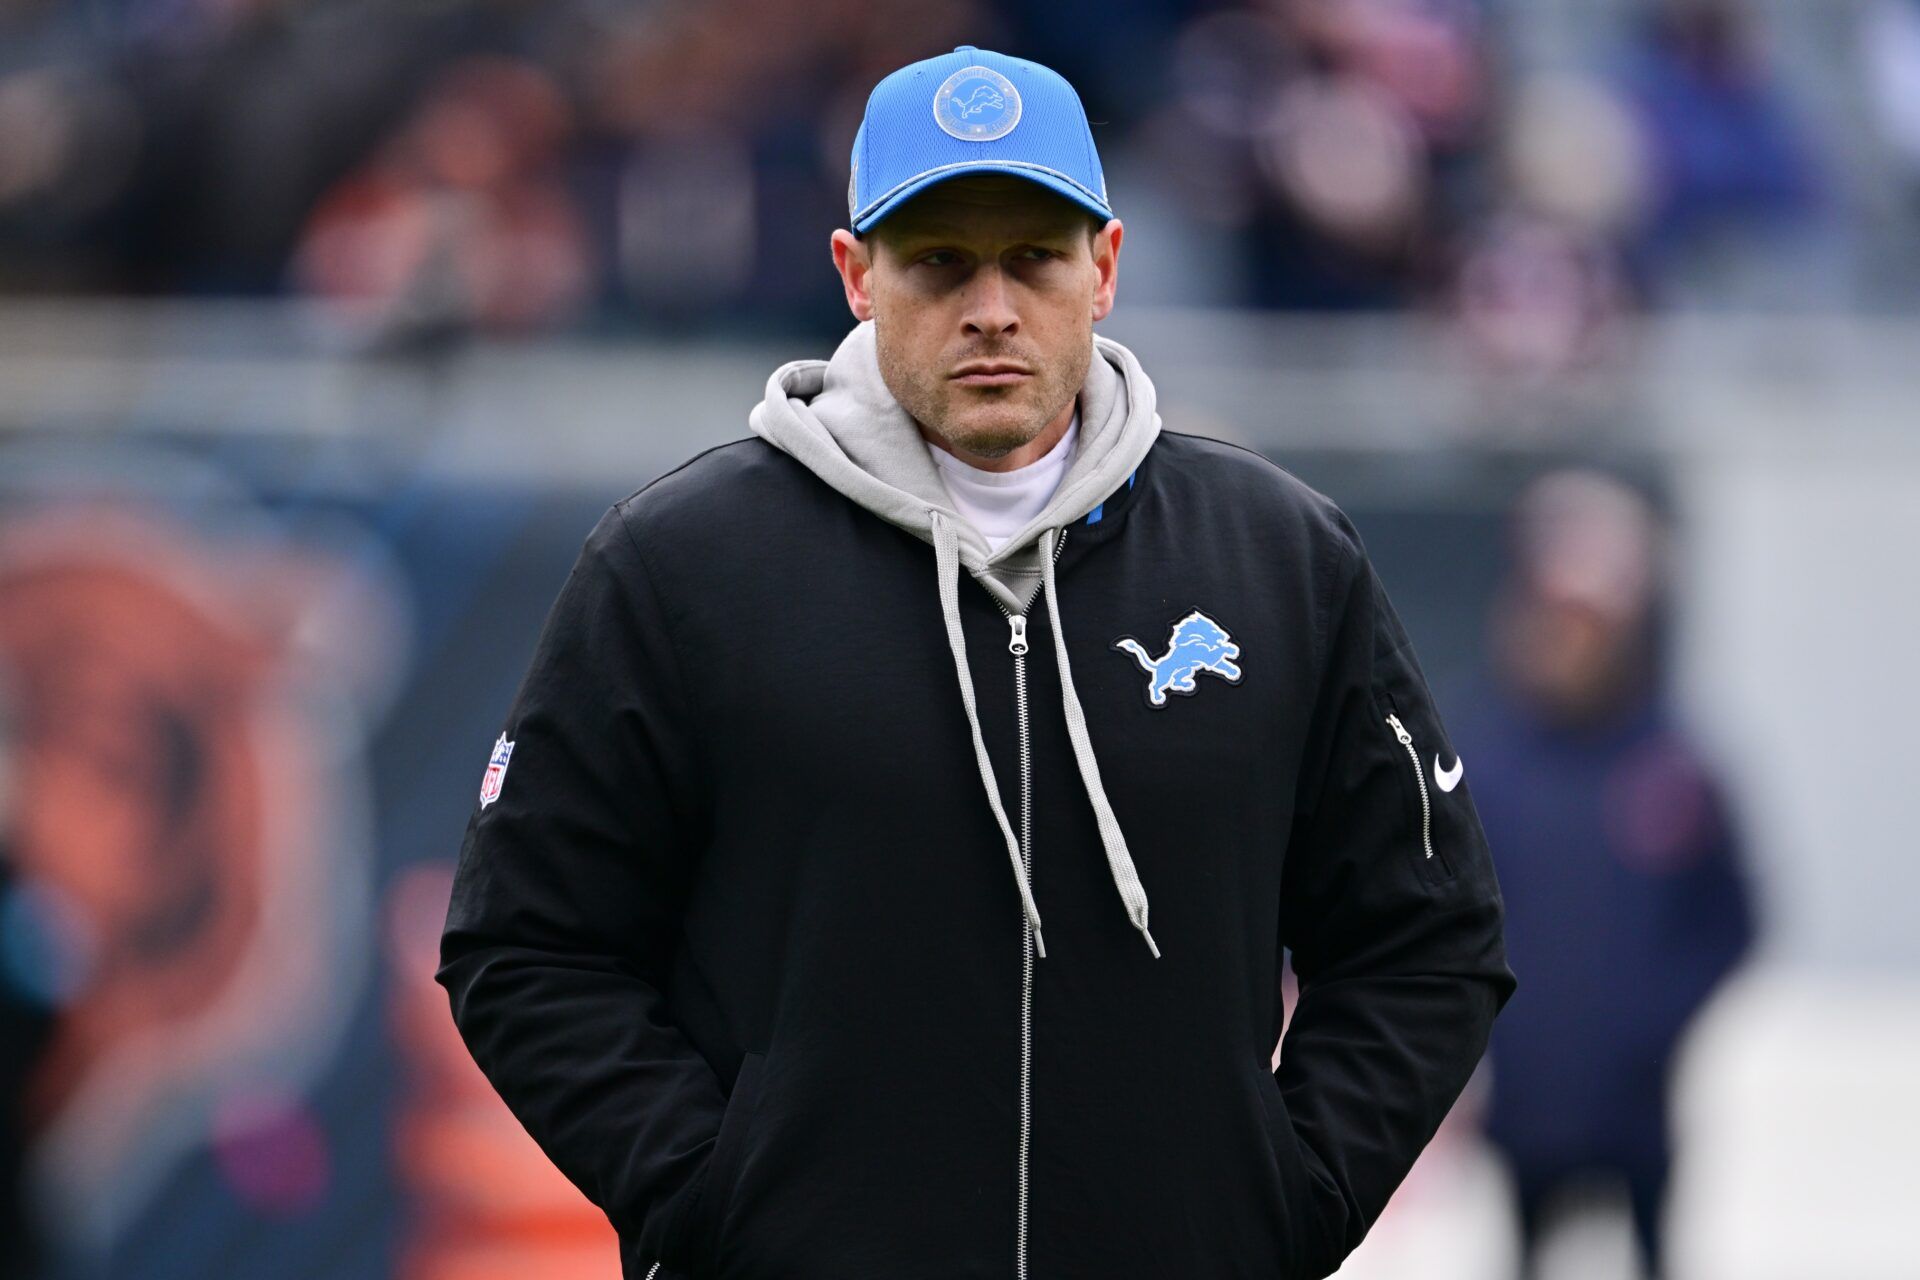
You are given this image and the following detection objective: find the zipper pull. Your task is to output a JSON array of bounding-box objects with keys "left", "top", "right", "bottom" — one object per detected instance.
[
  {"left": 1386, "top": 712, "right": 1412, "bottom": 745},
  {"left": 1007, "top": 614, "right": 1028, "bottom": 655}
]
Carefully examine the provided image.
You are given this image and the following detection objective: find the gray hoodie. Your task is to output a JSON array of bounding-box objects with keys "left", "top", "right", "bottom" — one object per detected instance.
[{"left": 747, "top": 318, "right": 1164, "bottom": 960}]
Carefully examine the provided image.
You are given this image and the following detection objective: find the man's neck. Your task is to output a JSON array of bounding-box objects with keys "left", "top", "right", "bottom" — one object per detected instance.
[{"left": 922, "top": 397, "right": 1078, "bottom": 472}]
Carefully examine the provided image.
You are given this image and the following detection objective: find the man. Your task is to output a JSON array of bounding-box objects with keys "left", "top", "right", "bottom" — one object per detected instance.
[
  {"left": 1450, "top": 470, "right": 1756, "bottom": 1278},
  {"left": 438, "top": 45, "right": 1516, "bottom": 1280}
]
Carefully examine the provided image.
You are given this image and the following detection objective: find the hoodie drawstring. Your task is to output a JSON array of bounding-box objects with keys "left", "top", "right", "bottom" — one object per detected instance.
[
  {"left": 929, "top": 509, "right": 1161, "bottom": 960},
  {"left": 1038, "top": 526, "right": 1160, "bottom": 958},
  {"left": 932, "top": 509, "right": 1048, "bottom": 959}
]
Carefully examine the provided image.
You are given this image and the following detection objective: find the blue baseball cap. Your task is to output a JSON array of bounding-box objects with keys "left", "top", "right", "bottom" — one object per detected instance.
[{"left": 847, "top": 45, "right": 1113, "bottom": 236}]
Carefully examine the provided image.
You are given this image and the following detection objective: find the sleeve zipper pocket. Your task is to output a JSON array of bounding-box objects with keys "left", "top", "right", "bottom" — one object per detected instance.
[{"left": 1384, "top": 711, "right": 1451, "bottom": 879}]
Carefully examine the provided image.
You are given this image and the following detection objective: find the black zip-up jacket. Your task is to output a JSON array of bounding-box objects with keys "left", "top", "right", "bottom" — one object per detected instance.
[{"left": 439, "top": 367, "right": 1516, "bottom": 1279}]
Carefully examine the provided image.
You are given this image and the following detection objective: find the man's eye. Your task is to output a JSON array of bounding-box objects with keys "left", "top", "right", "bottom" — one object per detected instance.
[
  {"left": 920, "top": 252, "right": 959, "bottom": 266},
  {"left": 1023, "top": 248, "right": 1056, "bottom": 261}
]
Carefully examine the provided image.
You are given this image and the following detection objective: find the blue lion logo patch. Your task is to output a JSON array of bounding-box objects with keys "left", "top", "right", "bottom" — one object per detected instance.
[
  {"left": 952, "top": 84, "right": 1005, "bottom": 119},
  {"left": 1113, "top": 608, "right": 1244, "bottom": 708},
  {"left": 933, "top": 66, "right": 1022, "bottom": 142}
]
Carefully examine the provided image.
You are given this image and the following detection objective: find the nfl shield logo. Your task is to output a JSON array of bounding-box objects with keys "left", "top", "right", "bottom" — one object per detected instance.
[{"left": 479, "top": 733, "right": 514, "bottom": 808}]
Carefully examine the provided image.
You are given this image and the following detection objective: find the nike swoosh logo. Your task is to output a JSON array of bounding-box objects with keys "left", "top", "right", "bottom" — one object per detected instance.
[{"left": 1433, "top": 753, "right": 1464, "bottom": 793}]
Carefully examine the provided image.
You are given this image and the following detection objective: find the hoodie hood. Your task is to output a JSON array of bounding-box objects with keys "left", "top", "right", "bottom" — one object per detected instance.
[
  {"left": 749, "top": 319, "right": 1164, "bottom": 961},
  {"left": 749, "top": 319, "right": 1159, "bottom": 614}
]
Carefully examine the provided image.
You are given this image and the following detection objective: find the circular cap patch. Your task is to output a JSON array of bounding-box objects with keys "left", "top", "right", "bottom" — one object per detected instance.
[{"left": 933, "top": 65, "right": 1022, "bottom": 142}]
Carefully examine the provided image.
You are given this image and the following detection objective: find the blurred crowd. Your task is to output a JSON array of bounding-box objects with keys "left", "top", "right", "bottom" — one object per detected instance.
[{"left": 1, "top": 0, "right": 1914, "bottom": 355}]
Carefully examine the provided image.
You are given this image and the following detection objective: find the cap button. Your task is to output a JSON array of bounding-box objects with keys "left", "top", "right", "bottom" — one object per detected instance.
[{"left": 953, "top": 45, "right": 975, "bottom": 53}]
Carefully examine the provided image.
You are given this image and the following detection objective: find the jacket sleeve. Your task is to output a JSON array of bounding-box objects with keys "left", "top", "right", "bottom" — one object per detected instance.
[
  {"left": 1275, "top": 508, "right": 1519, "bottom": 1277},
  {"left": 435, "top": 500, "right": 724, "bottom": 1269}
]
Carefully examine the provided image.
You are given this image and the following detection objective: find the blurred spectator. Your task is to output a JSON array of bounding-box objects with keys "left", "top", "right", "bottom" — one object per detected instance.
[
  {"left": 1858, "top": 0, "right": 1920, "bottom": 297},
  {"left": 1862, "top": 0, "right": 1920, "bottom": 200},
  {"left": 1501, "top": 72, "right": 1653, "bottom": 242},
  {"left": 1612, "top": 0, "right": 1828, "bottom": 304},
  {"left": 1137, "top": 0, "right": 1494, "bottom": 309},
  {"left": 1447, "top": 469, "right": 1760, "bottom": 1279},
  {"left": 1448, "top": 211, "right": 1630, "bottom": 383},
  {"left": 292, "top": 56, "right": 592, "bottom": 348},
  {"left": 1445, "top": 72, "right": 1643, "bottom": 386},
  {"left": 1860, "top": 0, "right": 1920, "bottom": 300}
]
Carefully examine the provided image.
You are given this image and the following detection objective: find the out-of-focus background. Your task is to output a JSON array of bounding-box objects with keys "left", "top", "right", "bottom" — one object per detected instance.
[{"left": 1, "top": 0, "right": 1916, "bottom": 1277}]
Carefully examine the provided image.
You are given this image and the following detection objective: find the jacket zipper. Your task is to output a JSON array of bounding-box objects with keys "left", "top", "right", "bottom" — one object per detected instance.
[
  {"left": 995, "top": 526, "right": 1067, "bottom": 1280},
  {"left": 646, "top": 530, "right": 1069, "bottom": 1280},
  {"left": 1384, "top": 712, "right": 1435, "bottom": 864}
]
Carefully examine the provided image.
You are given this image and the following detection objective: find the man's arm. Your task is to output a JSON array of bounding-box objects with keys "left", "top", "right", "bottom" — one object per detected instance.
[
  {"left": 436, "top": 500, "right": 724, "bottom": 1270},
  {"left": 1276, "top": 508, "right": 1519, "bottom": 1277}
]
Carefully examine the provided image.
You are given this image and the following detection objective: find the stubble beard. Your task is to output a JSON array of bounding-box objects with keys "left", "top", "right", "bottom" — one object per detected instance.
[{"left": 875, "top": 318, "right": 1092, "bottom": 461}]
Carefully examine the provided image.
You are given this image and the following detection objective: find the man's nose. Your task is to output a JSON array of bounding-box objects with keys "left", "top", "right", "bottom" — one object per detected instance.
[{"left": 961, "top": 265, "right": 1019, "bottom": 338}]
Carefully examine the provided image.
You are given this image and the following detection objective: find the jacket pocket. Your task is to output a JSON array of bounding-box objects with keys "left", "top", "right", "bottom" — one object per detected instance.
[
  {"left": 1256, "top": 1067, "right": 1341, "bottom": 1279},
  {"left": 1378, "top": 696, "right": 1457, "bottom": 887},
  {"left": 676, "top": 1049, "right": 767, "bottom": 1274}
]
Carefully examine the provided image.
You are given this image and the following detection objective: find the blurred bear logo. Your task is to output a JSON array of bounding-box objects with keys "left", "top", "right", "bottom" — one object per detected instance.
[{"left": 0, "top": 495, "right": 400, "bottom": 1245}]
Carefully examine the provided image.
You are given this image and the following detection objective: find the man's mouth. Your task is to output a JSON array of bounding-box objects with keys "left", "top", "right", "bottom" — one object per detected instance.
[{"left": 950, "top": 362, "right": 1032, "bottom": 387}]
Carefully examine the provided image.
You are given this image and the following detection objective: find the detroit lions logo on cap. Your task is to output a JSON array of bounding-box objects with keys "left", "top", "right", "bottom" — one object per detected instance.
[
  {"left": 1112, "top": 608, "right": 1244, "bottom": 708},
  {"left": 934, "top": 65, "right": 1022, "bottom": 141}
]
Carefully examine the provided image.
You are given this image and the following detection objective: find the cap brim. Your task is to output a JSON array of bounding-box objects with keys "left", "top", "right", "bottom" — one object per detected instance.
[{"left": 852, "top": 161, "right": 1112, "bottom": 235}]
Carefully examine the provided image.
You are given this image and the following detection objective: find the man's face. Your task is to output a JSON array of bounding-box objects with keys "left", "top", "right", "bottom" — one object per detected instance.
[{"left": 831, "top": 175, "right": 1122, "bottom": 460}]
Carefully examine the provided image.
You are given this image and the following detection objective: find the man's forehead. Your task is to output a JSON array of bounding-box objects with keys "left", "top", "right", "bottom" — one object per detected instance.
[{"left": 880, "top": 184, "right": 1087, "bottom": 240}]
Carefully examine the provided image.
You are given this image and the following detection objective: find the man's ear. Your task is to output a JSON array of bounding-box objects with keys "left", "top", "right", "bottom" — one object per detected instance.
[
  {"left": 831, "top": 229, "right": 876, "bottom": 322},
  {"left": 1090, "top": 219, "right": 1123, "bottom": 323}
]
